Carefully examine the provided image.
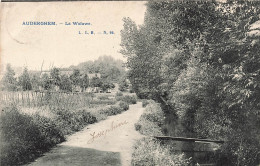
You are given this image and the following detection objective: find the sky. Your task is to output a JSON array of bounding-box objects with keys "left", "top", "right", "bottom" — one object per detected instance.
[{"left": 0, "top": 1, "right": 147, "bottom": 71}]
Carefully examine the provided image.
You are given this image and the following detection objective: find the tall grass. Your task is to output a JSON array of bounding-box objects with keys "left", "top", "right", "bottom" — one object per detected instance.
[
  {"left": 0, "top": 91, "right": 93, "bottom": 110},
  {"left": 53, "top": 108, "right": 97, "bottom": 135},
  {"left": 135, "top": 101, "right": 164, "bottom": 136},
  {"left": 132, "top": 137, "right": 191, "bottom": 166},
  {"left": 0, "top": 107, "right": 65, "bottom": 165},
  {"left": 89, "top": 99, "right": 116, "bottom": 107},
  {"left": 141, "top": 99, "right": 150, "bottom": 107},
  {"left": 116, "top": 95, "right": 137, "bottom": 104},
  {"left": 132, "top": 101, "right": 191, "bottom": 166},
  {"left": 119, "top": 101, "right": 129, "bottom": 111}
]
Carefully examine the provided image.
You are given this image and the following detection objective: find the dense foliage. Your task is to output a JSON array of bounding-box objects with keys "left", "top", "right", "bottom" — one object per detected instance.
[
  {"left": 132, "top": 101, "right": 190, "bottom": 166},
  {"left": 1, "top": 64, "right": 17, "bottom": 91},
  {"left": 0, "top": 107, "right": 65, "bottom": 165},
  {"left": 121, "top": 1, "right": 260, "bottom": 165},
  {"left": 135, "top": 101, "right": 164, "bottom": 136},
  {"left": 73, "top": 55, "right": 126, "bottom": 82},
  {"left": 116, "top": 95, "right": 137, "bottom": 104},
  {"left": 18, "top": 67, "right": 32, "bottom": 91}
]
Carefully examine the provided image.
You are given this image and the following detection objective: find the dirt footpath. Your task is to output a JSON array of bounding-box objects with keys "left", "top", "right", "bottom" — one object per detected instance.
[{"left": 27, "top": 102, "right": 144, "bottom": 166}]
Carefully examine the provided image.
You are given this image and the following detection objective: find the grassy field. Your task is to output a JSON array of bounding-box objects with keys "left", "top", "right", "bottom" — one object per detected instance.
[
  {"left": 0, "top": 91, "right": 137, "bottom": 165},
  {"left": 0, "top": 91, "right": 94, "bottom": 109}
]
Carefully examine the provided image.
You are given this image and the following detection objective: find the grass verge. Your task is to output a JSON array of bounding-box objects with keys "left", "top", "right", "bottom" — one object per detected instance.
[
  {"left": 132, "top": 100, "right": 191, "bottom": 166},
  {"left": 0, "top": 107, "right": 65, "bottom": 165}
]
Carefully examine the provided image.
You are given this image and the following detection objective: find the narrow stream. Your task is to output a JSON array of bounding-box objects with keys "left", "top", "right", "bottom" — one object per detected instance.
[{"left": 163, "top": 112, "right": 224, "bottom": 166}]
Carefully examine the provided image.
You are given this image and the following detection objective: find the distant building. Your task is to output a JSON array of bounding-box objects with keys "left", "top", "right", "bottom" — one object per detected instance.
[
  {"left": 88, "top": 73, "right": 101, "bottom": 79},
  {"left": 85, "top": 87, "right": 101, "bottom": 93},
  {"left": 72, "top": 85, "right": 82, "bottom": 92},
  {"left": 85, "top": 87, "right": 92, "bottom": 93},
  {"left": 54, "top": 85, "right": 60, "bottom": 91}
]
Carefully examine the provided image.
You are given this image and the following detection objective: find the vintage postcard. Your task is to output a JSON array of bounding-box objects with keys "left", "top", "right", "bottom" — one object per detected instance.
[{"left": 1, "top": 1, "right": 260, "bottom": 166}]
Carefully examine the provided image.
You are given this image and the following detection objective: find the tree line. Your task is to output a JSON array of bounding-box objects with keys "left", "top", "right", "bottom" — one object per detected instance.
[
  {"left": 1, "top": 55, "right": 127, "bottom": 92},
  {"left": 70, "top": 55, "right": 126, "bottom": 82},
  {"left": 121, "top": 1, "right": 260, "bottom": 165},
  {"left": 1, "top": 64, "right": 115, "bottom": 92}
]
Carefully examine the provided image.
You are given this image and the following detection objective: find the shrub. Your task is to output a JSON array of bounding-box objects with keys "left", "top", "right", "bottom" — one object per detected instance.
[
  {"left": 119, "top": 101, "right": 129, "bottom": 111},
  {"left": 116, "top": 91, "right": 123, "bottom": 96},
  {"left": 135, "top": 118, "right": 163, "bottom": 136},
  {"left": 137, "top": 101, "right": 165, "bottom": 132},
  {"left": 132, "top": 101, "right": 191, "bottom": 166},
  {"left": 97, "top": 95, "right": 109, "bottom": 100},
  {"left": 134, "top": 101, "right": 164, "bottom": 135},
  {"left": 78, "top": 110, "right": 97, "bottom": 125},
  {"left": 33, "top": 114, "right": 65, "bottom": 146},
  {"left": 99, "top": 105, "right": 124, "bottom": 116},
  {"left": 54, "top": 108, "right": 97, "bottom": 134},
  {"left": 142, "top": 99, "right": 150, "bottom": 107},
  {"left": 116, "top": 95, "right": 137, "bottom": 104},
  {"left": 88, "top": 110, "right": 108, "bottom": 122},
  {"left": 89, "top": 99, "right": 116, "bottom": 106},
  {"left": 132, "top": 137, "right": 191, "bottom": 166},
  {"left": 134, "top": 101, "right": 165, "bottom": 136},
  {"left": 0, "top": 107, "right": 64, "bottom": 165}
]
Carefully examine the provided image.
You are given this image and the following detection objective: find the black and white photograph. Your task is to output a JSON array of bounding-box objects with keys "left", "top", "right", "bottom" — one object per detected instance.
[{"left": 0, "top": 1, "right": 260, "bottom": 166}]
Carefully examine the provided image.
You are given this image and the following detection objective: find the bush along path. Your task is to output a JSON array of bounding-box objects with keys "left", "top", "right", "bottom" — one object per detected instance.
[
  {"left": 26, "top": 102, "right": 144, "bottom": 166},
  {"left": 131, "top": 100, "right": 191, "bottom": 166}
]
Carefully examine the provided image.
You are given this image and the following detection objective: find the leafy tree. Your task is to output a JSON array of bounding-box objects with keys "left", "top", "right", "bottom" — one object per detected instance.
[
  {"left": 121, "top": 17, "right": 163, "bottom": 98},
  {"left": 80, "top": 73, "right": 89, "bottom": 90},
  {"left": 59, "top": 74, "right": 72, "bottom": 92},
  {"left": 69, "top": 69, "right": 81, "bottom": 86},
  {"left": 101, "top": 66, "right": 122, "bottom": 82},
  {"left": 30, "top": 74, "right": 40, "bottom": 90},
  {"left": 76, "top": 55, "right": 126, "bottom": 82},
  {"left": 40, "top": 73, "right": 51, "bottom": 90},
  {"left": 2, "top": 64, "right": 17, "bottom": 91},
  {"left": 121, "top": 1, "right": 260, "bottom": 165},
  {"left": 90, "top": 76, "right": 102, "bottom": 87},
  {"left": 118, "top": 78, "right": 129, "bottom": 92},
  {"left": 50, "top": 68, "right": 61, "bottom": 86},
  {"left": 18, "top": 67, "right": 32, "bottom": 91},
  {"left": 101, "top": 81, "right": 115, "bottom": 92}
]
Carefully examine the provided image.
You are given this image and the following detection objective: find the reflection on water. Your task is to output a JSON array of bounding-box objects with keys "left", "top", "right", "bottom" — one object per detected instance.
[{"left": 163, "top": 113, "right": 223, "bottom": 166}]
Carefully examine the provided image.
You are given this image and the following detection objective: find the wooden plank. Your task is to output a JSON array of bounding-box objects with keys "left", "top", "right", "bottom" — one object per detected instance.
[{"left": 153, "top": 136, "right": 224, "bottom": 144}]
